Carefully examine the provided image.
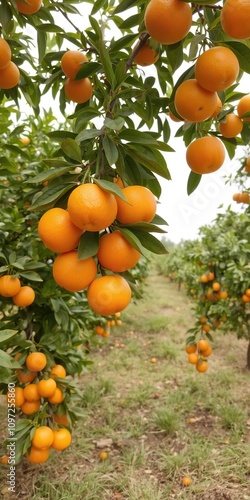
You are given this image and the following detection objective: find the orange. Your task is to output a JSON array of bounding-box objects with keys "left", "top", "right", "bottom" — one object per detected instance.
[
  {"left": 197, "top": 339, "right": 209, "bottom": 352},
  {"left": 0, "top": 275, "right": 21, "bottom": 297},
  {"left": 185, "top": 344, "right": 196, "bottom": 354},
  {"left": 207, "top": 272, "right": 215, "bottom": 281},
  {"left": 168, "top": 110, "right": 182, "bottom": 122},
  {"left": 20, "top": 136, "right": 30, "bottom": 145},
  {"left": 97, "top": 230, "right": 141, "bottom": 272},
  {"left": 186, "top": 136, "right": 225, "bottom": 175},
  {"left": 47, "top": 387, "right": 64, "bottom": 404},
  {"left": 201, "top": 274, "right": 209, "bottom": 283},
  {"left": 116, "top": 319, "right": 122, "bottom": 326},
  {"left": 12, "top": 286, "right": 35, "bottom": 307},
  {"left": 202, "top": 324, "right": 211, "bottom": 333},
  {"left": 1, "top": 455, "right": 9, "bottom": 465},
  {"left": 26, "top": 352, "right": 47, "bottom": 372},
  {"left": 188, "top": 353, "right": 199, "bottom": 365},
  {"left": 238, "top": 193, "right": 250, "bottom": 203},
  {"left": 0, "top": 39, "right": 11, "bottom": 70},
  {"left": 95, "top": 325, "right": 104, "bottom": 335},
  {"left": 195, "top": 47, "right": 239, "bottom": 92},
  {"left": 242, "top": 294, "right": 250, "bottom": 303},
  {"left": 87, "top": 275, "right": 131, "bottom": 316},
  {"left": 221, "top": 0, "right": 250, "bottom": 40},
  {"left": 237, "top": 94, "right": 250, "bottom": 122},
  {"left": 144, "top": 0, "right": 192, "bottom": 45},
  {"left": 212, "top": 282, "right": 221, "bottom": 292},
  {"left": 233, "top": 193, "right": 241, "bottom": 202},
  {"left": 102, "top": 330, "right": 110, "bottom": 338},
  {"left": 213, "top": 319, "right": 220, "bottom": 328},
  {"left": 51, "top": 428, "right": 71, "bottom": 451},
  {"left": 32, "top": 426, "right": 54, "bottom": 449},
  {"left": 16, "top": 0, "right": 42, "bottom": 14},
  {"left": 52, "top": 250, "right": 97, "bottom": 292},
  {"left": 37, "top": 378, "right": 57, "bottom": 398},
  {"left": 38, "top": 208, "right": 83, "bottom": 253},
  {"left": 245, "top": 158, "right": 250, "bottom": 173},
  {"left": 196, "top": 360, "right": 208, "bottom": 373},
  {"left": 174, "top": 79, "right": 217, "bottom": 122},
  {"left": 53, "top": 414, "right": 70, "bottom": 426},
  {"left": 113, "top": 177, "right": 125, "bottom": 189},
  {"left": 50, "top": 364, "right": 66, "bottom": 379},
  {"left": 21, "top": 400, "right": 40, "bottom": 415},
  {"left": 219, "top": 113, "right": 243, "bottom": 138},
  {"left": 220, "top": 291, "right": 228, "bottom": 299},
  {"left": 245, "top": 288, "right": 250, "bottom": 297},
  {"left": 210, "top": 95, "right": 223, "bottom": 118},
  {"left": 116, "top": 185, "right": 156, "bottom": 224},
  {"left": 99, "top": 451, "right": 108, "bottom": 460},
  {"left": 64, "top": 77, "right": 92, "bottom": 104},
  {"left": 134, "top": 43, "right": 159, "bottom": 66},
  {"left": 6, "top": 387, "right": 25, "bottom": 407},
  {"left": 181, "top": 476, "right": 192, "bottom": 487},
  {"left": 202, "top": 345, "right": 213, "bottom": 357},
  {"left": 26, "top": 446, "right": 50, "bottom": 464},
  {"left": 67, "top": 183, "right": 117, "bottom": 231},
  {"left": 200, "top": 317, "right": 207, "bottom": 324},
  {"left": 17, "top": 370, "right": 37, "bottom": 384},
  {"left": 23, "top": 384, "right": 40, "bottom": 401},
  {"left": 0, "top": 61, "right": 20, "bottom": 89},
  {"left": 61, "top": 50, "right": 88, "bottom": 79}
]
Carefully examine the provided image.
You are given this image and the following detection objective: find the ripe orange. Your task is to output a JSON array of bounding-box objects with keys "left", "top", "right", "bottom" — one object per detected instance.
[
  {"left": 53, "top": 414, "right": 70, "bottom": 426},
  {"left": 221, "top": 0, "right": 250, "bottom": 40},
  {"left": 26, "top": 446, "right": 50, "bottom": 464},
  {"left": 67, "top": 183, "right": 117, "bottom": 231},
  {"left": 219, "top": 113, "right": 243, "bottom": 138},
  {"left": 242, "top": 294, "right": 250, "bottom": 303},
  {"left": 1, "top": 455, "right": 9, "bottom": 465},
  {"left": 207, "top": 272, "right": 215, "bottom": 281},
  {"left": 64, "top": 77, "right": 92, "bottom": 104},
  {"left": 21, "top": 400, "right": 41, "bottom": 415},
  {"left": 0, "top": 61, "right": 20, "bottom": 89},
  {"left": 23, "top": 384, "right": 40, "bottom": 401},
  {"left": 115, "top": 185, "right": 156, "bottom": 224},
  {"left": 196, "top": 360, "right": 208, "bottom": 373},
  {"left": 113, "top": 177, "right": 125, "bottom": 189},
  {"left": 185, "top": 344, "right": 197, "bottom": 354},
  {"left": 99, "top": 451, "right": 108, "bottom": 460},
  {"left": 212, "top": 282, "right": 221, "bottom": 292},
  {"left": 245, "top": 158, "right": 250, "bottom": 173},
  {"left": 0, "top": 275, "right": 21, "bottom": 297},
  {"left": 202, "top": 345, "right": 213, "bottom": 357},
  {"left": 16, "top": 0, "right": 42, "bottom": 14},
  {"left": 102, "top": 330, "right": 110, "bottom": 338},
  {"left": 47, "top": 387, "right": 64, "bottom": 405},
  {"left": 181, "top": 476, "right": 192, "bottom": 486},
  {"left": 220, "top": 291, "right": 228, "bottom": 299},
  {"left": 197, "top": 339, "right": 209, "bottom": 352},
  {"left": 20, "top": 136, "right": 30, "bottom": 145},
  {"left": 0, "top": 38, "right": 11, "bottom": 70},
  {"left": 116, "top": 319, "right": 123, "bottom": 326},
  {"left": 95, "top": 325, "right": 104, "bottom": 335},
  {"left": 97, "top": 230, "right": 141, "bottom": 272},
  {"left": 134, "top": 43, "right": 159, "bottom": 66},
  {"left": 237, "top": 94, "right": 250, "bottom": 122},
  {"left": 87, "top": 275, "right": 131, "bottom": 316},
  {"left": 12, "top": 286, "right": 35, "bottom": 307},
  {"left": 188, "top": 353, "right": 199, "bottom": 365},
  {"left": 61, "top": 50, "right": 88, "bottom": 79},
  {"left": 245, "top": 289, "right": 250, "bottom": 297},
  {"left": 202, "top": 324, "right": 211, "bottom": 333},
  {"left": 52, "top": 250, "right": 97, "bottom": 292},
  {"left": 195, "top": 47, "right": 239, "bottom": 92},
  {"left": 37, "top": 378, "right": 57, "bottom": 398},
  {"left": 168, "top": 110, "right": 182, "bottom": 122},
  {"left": 200, "top": 316, "right": 207, "bottom": 324},
  {"left": 210, "top": 95, "right": 223, "bottom": 118},
  {"left": 186, "top": 136, "right": 225, "bottom": 174},
  {"left": 26, "top": 352, "right": 47, "bottom": 372},
  {"left": 32, "top": 426, "right": 54, "bottom": 449},
  {"left": 144, "top": 0, "right": 192, "bottom": 45},
  {"left": 174, "top": 79, "right": 217, "bottom": 122},
  {"left": 50, "top": 364, "right": 66, "bottom": 379},
  {"left": 6, "top": 387, "right": 25, "bottom": 407},
  {"left": 38, "top": 208, "right": 83, "bottom": 253},
  {"left": 201, "top": 274, "right": 209, "bottom": 283},
  {"left": 51, "top": 428, "right": 72, "bottom": 451},
  {"left": 237, "top": 193, "right": 250, "bottom": 203},
  {"left": 17, "top": 370, "right": 37, "bottom": 384}
]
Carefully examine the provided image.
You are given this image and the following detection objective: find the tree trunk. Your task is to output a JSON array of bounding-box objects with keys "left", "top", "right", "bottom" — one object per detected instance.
[{"left": 247, "top": 340, "right": 250, "bottom": 370}]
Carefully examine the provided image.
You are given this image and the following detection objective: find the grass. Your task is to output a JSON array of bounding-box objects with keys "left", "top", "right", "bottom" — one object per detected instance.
[{"left": 1, "top": 269, "right": 250, "bottom": 499}]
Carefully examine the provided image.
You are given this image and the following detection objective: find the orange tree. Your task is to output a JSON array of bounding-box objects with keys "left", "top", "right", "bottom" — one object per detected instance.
[{"left": 1, "top": 0, "right": 250, "bottom": 464}]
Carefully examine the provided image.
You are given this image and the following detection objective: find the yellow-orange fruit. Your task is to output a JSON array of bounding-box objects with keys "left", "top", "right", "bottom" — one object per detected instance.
[
  {"left": 52, "top": 250, "right": 97, "bottom": 292},
  {"left": 38, "top": 208, "right": 83, "bottom": 253},
  {"left": 97, "top": 230, "right": 141, "bottom": 272},
  {"left": 186, "top": 136, "right": 225, "bottom": 174},
  {"left": 219, "top": 114, "right": 243, "bottom": 138},
  {"left": 195, "top": 46, "right": 239, "bottom": 92},
  {"left": 0, "top": 38, "right": 11, "bottom": 70},
  {"left": 87, "top": 275, "right": 131, "bottom": 316},
  {"left": 221, "top": 0, "right": 250, "bottom": 40},
  {"left": 61, "top": 50, "right": 88, "bottom": 79},
  {"left": 144, "top": 0, "right": 192, "bottom": 45},
  {"left": 64, "top": 77, "right": 92, "bottom": 104},
  {"left": 174, "top": 79, "right": 217, "bottom": 122}
]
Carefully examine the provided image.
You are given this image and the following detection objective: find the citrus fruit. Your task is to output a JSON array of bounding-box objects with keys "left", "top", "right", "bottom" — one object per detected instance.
[
  {"left": 50, "top": 365, "right": 66, "bottom": 379},
  {"left": 87, "top": 275, "right": 132, "bottom": 315},
  {"left": 37, "top": 378, "right": 57, "bottom": 398},
  {"left": 67, "top": 183, "right": 117, "bottom": 231},
  {"left": 26, "top": 352, "right": 47, "bottom": 372},
  {"left": 64, "top": 77, "right": 92, "bottom": 104},
  {"left": 186, "top": 136, "right": 225, "bottom": 174},
  {"left": 144, "top": 0, "right": 192, "bottom": 45},
  {"left": 237, "top": 94, "right": 250, "bottom": 122},
  {"left": 52, "top": 250, "right": 97, "bottom": 292},
  {"left": 196, "top": 360, "right": 208, "bottom": 373},
  {"left": 12, "top": 286, "right": 35, "bottom": 307},
  {"left": 0, "top": 38, "right": 11, "bottom": 70},
  {"left": 21, "top": 400, "right": 41, "bottom": 415},
  {"left": 6, "top": 387, "right": 25, "bottom": 407},
  {"left": 97, "top": 230, "right": 141, "bottom": 272},
  {"left": 32, "top": 426, "right": 54, "bottom": 449},
  {"left": 38, "top": 208, "right": 83, "bottom": 253},
  {"left": 115, "top": 185, "right": 156, "bottom": 224},
  {"left": 47, "top": 387, "right": 64, "bottom": 404},
  {"left": 0, "top": 61, "right": 20, "bottom": 89},
  {"left": 17, "top": 370, "right": 37, "bottom": 384},
  {"left": 0, "top": 275, "right": 21, "bottom": 297},
  {"left": 53, "top": 414, "right": 70, "bottom": 426},
  {"left": 210, "top": 95, "right": 223, "bottom": 118},
  {"left": 26, "top": 446, "right": 50, "bottom": 464},
  {"left": 61, "top": 50, "right": 88, "bottom": 79},
  {"left": 221, "top": 0, "right": 250, "bottom": 40},
  {"left": 195, "top": 46, "right": 239, "bottom": 92},
  {"left": 174, "top": 79, "right": 217, "bottom": 122},
  {"left": 188, "top": 353, "right": 199, "bottom": 364},
  {"left": 219, "top": 113, "right": 243, "bottom": 138},
  {"left": 185, "top": 345, "right": 197, "bottom": 354},
  {"left": 23, "top": 384, "right": 40, "bottom": 402},
  {"left": 16, "top": 0, "right": 42, "bottom": 14},
  {"left": 134, "top": 43, "right": 159, "bottom": 66},
  {"left": 51, "top": 428, "right": 72, "bottom": 451}
]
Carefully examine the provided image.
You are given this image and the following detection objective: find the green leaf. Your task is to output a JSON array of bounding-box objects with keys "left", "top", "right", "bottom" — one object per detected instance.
[
  {"left": 30, "top": 183, "right": 76, "bottom": 211},
  {"left": 75, "top": 128, "right": 101, "bottom": 143},
  {"left": 114, "top": 0, "right": 136, "bottom": 14},
  {"left": 0, "top": 349, "right": 20, "bottom": 369},
  {"left": 0, "top": 0, "right": 13, "bottom": 32},
  {"left": 78, "top": 232, "right": 99, "bottom": 259},
  {"left": 125, "top": 229, "right": 168, "bottom": 255},
  {"left": 223, "top": 41, "right": 250, "bottom": 74},
  {"left": 36, "top": 24, "right": 65, "bottom": 33},
  {"left": 126, "top": 145, "right": 171, "bottom": 180},
  {"left": 166, "top": 41, "right": 184, "bottom": 72},
  {"left": 18, "top": 271, "right": 43, "bottom": 282},
  {"left": 105, "top": 117, "right": 125, "bottom": 131},
  {"left": 93, "top": 178, "right": 128, "bottom": 201},
  {"left": 97, "top": 40, "right": 115, "bottom": 87},
  {"left": 61, "top": 138, "right": 82, "bottom": 162},
  {"left": 119, "top": 228, "right": 148, "bottom": 257},
  {"left": 37, "top": 30, "right": 47, "bottom": 63},
  {"left": 75, "top": 62, "right": 101, "bottom": 80},
  {"left": 0, "top": 330, "right": 18, "bottom": 346},
  {"left": 187, "top": 171, "right": 202, "bottom": 195},
  {"left": 117, "top": 222, "right": 167, "bottom": 233},
  {"left": 26, "top": 165, "right": 76, "bottom": 184},
  {"left": 103, "top": 136, "right": 119, "bottom": 166},
  {"left": 152, "top": 214, "right": 168, "bottom": 226}
]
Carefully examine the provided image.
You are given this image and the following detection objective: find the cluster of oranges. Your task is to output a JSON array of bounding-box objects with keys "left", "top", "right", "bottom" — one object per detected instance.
[
  {"left": 5, "top": 352, "right": 70, "bottom": 464},
  {"left": 200, "top": 274, "right": 228, "bottom": 302},
  {"left": 95, "top": 312, "right": 122, "bottom": 338},
  {"left": 185, "top": 338, "right": 212, "bottom": 373},
  {"left": 38, "top": 182, "right": 156, "bottom": 316},
  {"left": 0, "top": 275, "right": 35, "bottom": 307},
  {"left": 233, "top": 192, "right": 250, "bottom": 204},
  {"left": 61, "top": 50, "right": 93, "bottom": 104},
  {"left": 0, "top": 38, "right": 20, "bottom": 90},
  {"left": 242, "top": 288, "right": 250, "bottom": 303}
]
